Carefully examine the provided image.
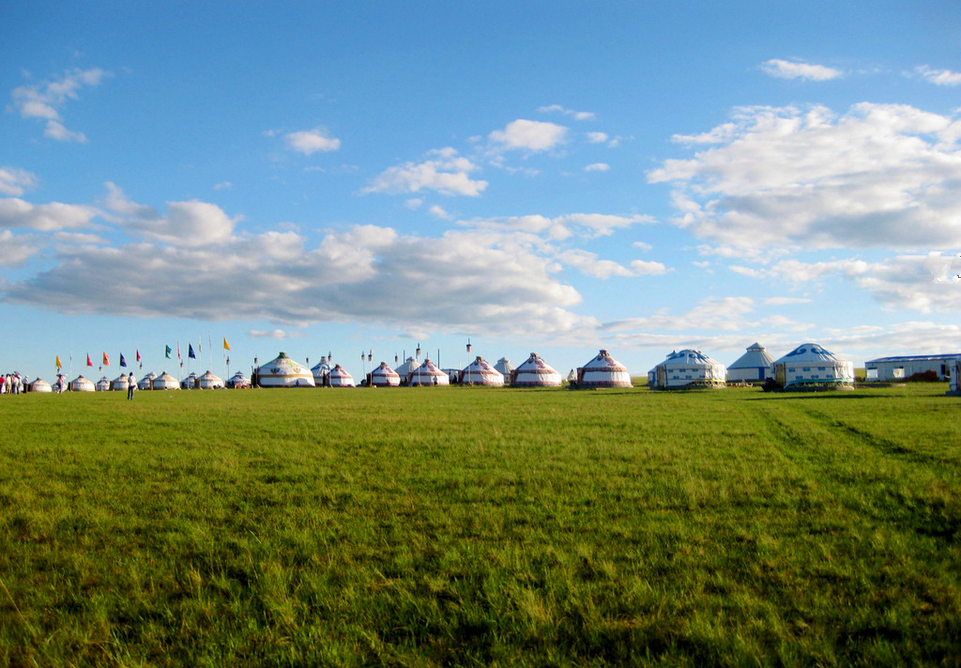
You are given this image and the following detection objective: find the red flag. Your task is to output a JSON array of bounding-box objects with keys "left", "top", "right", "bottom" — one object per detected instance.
[
  {"left": 103, "top": 352, "right": 110, "bottom": 367},
  {"left": 136, "top": 349, "right": 141, "bottom": 363},
  {"left": 86, "top": 354, "right": 93, "bottom": 367}
]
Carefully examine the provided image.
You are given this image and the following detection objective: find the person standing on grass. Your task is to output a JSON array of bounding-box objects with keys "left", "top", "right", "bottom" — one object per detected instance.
[{"left": 127, "top": 372, "right": 136, "bottom": 400}]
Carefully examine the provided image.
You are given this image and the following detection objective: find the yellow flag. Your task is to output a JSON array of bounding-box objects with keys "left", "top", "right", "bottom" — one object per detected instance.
[
  {"left": 223, "top": 337, "right": 230, "bottom": 351},
  {"left": 56, "top": 355, "right": 62, "bottom": 368}
]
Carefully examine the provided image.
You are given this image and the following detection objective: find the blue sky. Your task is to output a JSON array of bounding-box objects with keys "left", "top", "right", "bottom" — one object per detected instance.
[{"left": 2, "top": 1, "right": 960, "bottom": 382}]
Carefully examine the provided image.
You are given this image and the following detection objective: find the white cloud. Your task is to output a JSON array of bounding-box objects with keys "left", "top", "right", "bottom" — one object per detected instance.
[
  {"left": 650, "top": 103, "right": 961, "bottom": 250},
  {"left": 584, "top": 163, "right": 610, "bottom": 172},
  {"left": 0, "top": 168, "right": 38, "bottom": 196},
  {"left": 586, "top": 132, "right": 609, "bottom": 144},
  {"left": 0, "top": 197, "right": 97, "bottom": 231},
  {"left": 212, "top": 181, "right": 233, "bottom": 191},
  {"left": 0, "top": 230, "right": 40, "bottom": 266},
  {"left": 630, "top": 259, "right": 670, "bottom": 276},
  {"left": 248, "top": 329, "right": 303, "bottom": 340},
  {"left": 283, "top": 127, "right": 341, "bottom": 155},
  {"left": 488, "top": 119, "right": 569, "bottom": 152},
  {"left": 760, "top": 59, "right": 843, "bottom": 81},
  {"left": 428, "top": 205, "right": 452, "bottom": 220},
  {"left": 10, "top": 67, "right": 110, "bottom": 142},
  {"left": 363, "top": 148, "right": 487, "bottom": 197},
  {"left": 915, "top": 65, "right": 961, "bottom": 87},
  {"left": 557, "top": 249, "right": 635, "bottom": 278},
  {"left": 405, "top": 198, "right": 423, "bottom": 209},
  {"left": 102, "top": 183, "right": 237, "bottom": 246},
  {"left": 464, "top": 212, "right": 653, "bottom": 240},
  {"left": 633, "top": 241, "right": 652, "bottom": 252},
  {"left": 763, "top": 297, "right": 812, "bottom": 305},
  {"left": 537, "top": 105, "right": 596, "bottom": 121}
]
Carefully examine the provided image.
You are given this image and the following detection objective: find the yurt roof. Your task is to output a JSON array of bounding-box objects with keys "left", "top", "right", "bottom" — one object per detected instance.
[
  {"left": 330, "top": 364, "right": 353, "bottom": 378},
  {"left": 311, "top": 356, "right": 332, "bottom": 373},
  {"left": 463, "top": 356, "right": 500, "bottom": 373},
  {"left": 31, "top": 378, "right": 52, "bottom": 390},
  {"left": 775, "top": 342, "right": 846, "bottom": 365},
  {"left": 580, "top": 349, "right": 629, "bottom": 373},
  {"left": 200, "top": 370, "right": 223, "bottom": 381},
  {"left": 258, "top": 351, "right": 312, "bottom": 376},
  {"left": 395, "top": 356, "right": 421, "bottom": 375},
  {"left": 728, "top": 343, "right": 776, "bottom": 370},
  {"left": 515, "top": 352, "right": 559, "bottom": 374},
  {"left": 371, "top": 362, "right": 400, "bottom": 377},
  {"left": 410, "top": 359, "right": 445, "bottom": 376},
  {"left": 657, "top": 349, "right": 723, "bottom": 368}
]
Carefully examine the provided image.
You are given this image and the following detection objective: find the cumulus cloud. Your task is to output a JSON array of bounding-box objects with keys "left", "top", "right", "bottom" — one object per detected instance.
[
  {"left": 650, "top": 103, "right": 961, "bottom": 250},
  {"left": 584, "top": 163, "right": 610, "bottom": 172},
  {"left": 249, "top": 329, "right": 303, "bottom": 340},
  {"left": 283, "top": 127, "right": 341, "bottom": 155},
  {"left": 428, "top": 205, "right": 452, "bottom": 219},
  {"left": 464, "top": 212, "right": 653, "bottom": 240},
  {"left": 0, "top": 168, "right": 38, "bottom": 196},
  {"left": 10, "top": 67, "right": 110, "bottom": 142},
  {"left": 0, "top": 230, "right": 41, "bottom": 266},
  {"left": 488, "top": 119, "right": 569, "bottom": 152},
  {"left": 915, "top": 65, "right": 961, "bottom": 87},
  {"left": 363, "top": 148, "right": 487, "bottom": 197},
  {"left": 212, "top": 181, "right": 233, "bottom": 191},
  {"left": 0, "top": 197, "right": 97, "bottom": 231},
  {"left": 556, "top": 250, "right": 635, "bottom": 279},
  {"left": 760, "top": 59, "right": 843, "bottom": 81},
  {"left": 537, "top": 105, "right": 596, "bottom": 121},
  {"left": 586, "top": 132, "right": 609, "bottom": 144}
]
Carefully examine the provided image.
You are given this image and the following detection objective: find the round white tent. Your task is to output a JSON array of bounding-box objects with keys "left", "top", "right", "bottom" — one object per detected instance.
[
  {"left": 727, "top": 342, "right": 775, "bottom": 383},
  {"left": 370, "top": 362, "right": 400, "bottom": 387},
  {"left": 651, "top": 350, "right": 726, "bottom": 390},
  {"left": 152, "top": 372, "right": 180, "bottom": 390},
  {"left": 494, "top": 357, "right": 514, "bottom": 380},
  {"left": 227, "top": 372, "right": 251, "bottom": 389},
  {"left": 96, "top": 376, "right": 111, "bottom": 392},
  {"left": 138, "top": 372, "right": 157, "bottom": 390},
  {"left": 311, "top": 356, "right": 332, "bottom": 386},
  {"left": 394, "top": 356, "right": 421, "bottom": 385},
  {"left": 198, "top": 370, "right": 225, "bottom": 389},
  {"left": 256, "top": 352, "right": 315, "bottom": 388},
  {"left": 460, "top": 356, "right": 504, "bottom": 386},
  {"left": 409, "top": 359, "right": 449, "bottom": 386},
  {"left": 30, "top": 378, "right": 52, "bottom": 393},
  {"left": 111, "top": 374, "right": 130, "bottom": 391},
  {"left": 511, "top": 353, "right": 562, "bottom": 387},
  {"left": 70, "top": 375, "right": 95, "bottom": 392},
  {"left": 180, "top": 372, "right": 198, "bottom": 390},
  {"left": 576, "top": 349, "right": 632, "bottom": 388},
  {"left": 328, "top": 364, "right": 355, "bottom": 388},
  {"left": 773, "top": 343, "right": 854, "bottom": 389}
]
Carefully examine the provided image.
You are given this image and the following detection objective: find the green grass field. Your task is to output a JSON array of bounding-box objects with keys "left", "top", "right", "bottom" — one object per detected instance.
[{"left": 1, "top": 384, "right": 959, "bottom": 666}]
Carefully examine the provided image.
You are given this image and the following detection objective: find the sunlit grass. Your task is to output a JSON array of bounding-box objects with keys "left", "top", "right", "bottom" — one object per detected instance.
[{"left": 1, "top": 384, "right": 959, "bottom": 665}]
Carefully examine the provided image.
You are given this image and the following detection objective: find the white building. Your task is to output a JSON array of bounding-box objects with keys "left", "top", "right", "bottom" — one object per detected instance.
[
  {"left": 726, "top": 342, "right": 775, "bottom": 383},
  {"left": 198, "top": 370, "right": 225, "bottom": 389},
  {"left": 651, "top": 350, "right": 726, "bottom": 390},
  {"left": 69, "top": 375, "right": 95, "bottom": 392},
  {"left": 865, "top": 354, "right": 960, "bottom": 382},
  {"left": 152, "top": 372, "right": 180, "bottom": 390},
  {"left": 369, "top": 362, "right": 401, "bottom": 387},
  {"left": 460, "top": 356, "right": 505, "bottom": 386},
  {"left": 30, "top": 378, "right": 52, "bottom": 393},
  {"left": 256, "top": 352, "right": 315, "bottom": 388},
  {"left": 511, "top": 353, "right": 562, "bottom": 387},
  {"left": 576, "top": 349, "right": 632, "bottom": 388},
  {"left": 773, "top": 343, "right": 855, "bottom": 389},
  {"left": 328, "top": 364, "right": 355, "bottom": 387},
  {"left": 409, "top": 359, "right": 449, "bottom": 386}
]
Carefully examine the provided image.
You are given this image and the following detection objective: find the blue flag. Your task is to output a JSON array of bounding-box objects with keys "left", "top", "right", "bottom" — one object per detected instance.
[
  {"left": 120, "top": 354, "right": 127, "bottom": 368},
  {"left": 165, "top": 345, "right": 172, "bottom": 359},
  {"left": 188, "top": 344, "right": 196, "bottom": 359}
]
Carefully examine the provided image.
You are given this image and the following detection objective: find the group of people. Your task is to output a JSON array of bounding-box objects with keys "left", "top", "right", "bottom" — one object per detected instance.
[{"left": 1, "top": 373, "right": 26, "bottom": 394}]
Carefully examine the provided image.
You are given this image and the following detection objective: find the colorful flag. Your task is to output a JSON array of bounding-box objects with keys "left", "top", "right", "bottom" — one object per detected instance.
[
  {"left": 87, "top": 354, "right": 93, "bottom": 367},
  {"left": 120, "top": 354, "right": 127, "bottom": 368},
  {"left": 223, "top": 337, "right": 230, "bottom": 351},
  {"left": 188, "top": 344, "right": 196, "bottom": 359},
  {"left": 56, "top": 355, "right": 62, "bottom": 369},
  {"left": 103, "top": 352, "right": 110, "bottom": 366},
  {"left": 165, "top": 345, "right": 172, "bottom": 359}
]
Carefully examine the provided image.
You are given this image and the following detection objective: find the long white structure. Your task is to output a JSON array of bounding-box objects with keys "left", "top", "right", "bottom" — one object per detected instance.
[
  {"left": 726, "top": 342, "right": 775, "bottom": 382},
  {"left": 409, "top": 359, "right": 449, "bottom": 386},
  {"left": 460, "top": 356, "right": 504, "bottom": 386},
  {"left": 773, "top": 343, "right": 855, "bottom": 389},
  {"left": 369, "top": 362, "right": 400, "bottom": 387},
  {"left": 865, "top": 353, "right": 960, "bottom": 382},
  {"left": 576, "top": 349, "right": 632, "bottom": 388},
  {"left": 256, "top": 352, "right": 315, "bottom": 388},
  {"left": 651, "top": 350, "right": 726, "bottom": 389},
  {"left": 511, "top": 353, "right": 562, "bottom": 387}
]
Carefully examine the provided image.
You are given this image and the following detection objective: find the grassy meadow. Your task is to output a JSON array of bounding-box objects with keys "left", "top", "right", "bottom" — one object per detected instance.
[{"left": 1, "top": 383, "right": 959, "bottom": 666}]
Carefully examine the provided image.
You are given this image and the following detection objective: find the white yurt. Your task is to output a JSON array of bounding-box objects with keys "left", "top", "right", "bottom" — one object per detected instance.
[
  {"left": 180, "top": 372, "right": 198, "bottom": 389},
  {"left": 651, "top": 350, "right": 727, "bottom": 390},
  {"left": 69, "top": 375, "right": 95, "bottom": 392},
  {"left": 111, "top": 374, "right": 130, "bottom": 391},
  {"left": 328, "top": 364, "right": 355, "bottom": 388},
  {"left": 96, "top": 376, "right": 111, "bottom": 392},
  {"left": 576, "top": 350, "right": 632, "bottom": 388},
  {"left": 460, "top": 356, "right": 505, "bottom": 386},
  {"left": 311, "top": 356, "right": 333, "bottom": 386},
  {"left": 409, "top": 359, "right": 450, "bottom": 386},
  {"left": 511, "top": 353, "right": 562, "bottom": 387},
  {"left": 152, "top": 372, "right": 180, "bottom": 391},
  {"left": 394, "top": 356, "right": 421, "bottom": 385},
  {"left": 198, "top": 370, "right": 224, "bottom": 389},
  {"left": 727, "top": 342, "right": 776, "bottom": 383},
  {"left": 30, "top": 378, "right": 52, "bottom": 393},
  {"left": 494, "top": 357, "right": 514, "bottom": 380},
  {"left": 227, "top": 371, "right": 251, "bottom": 389},
  {"left": 369, "top": 362, "right": 401, "bottom": 387},
  {"left": 256, "top": 352, "right": 316, "bottom": 388},
  {"left": 773, "top": 343, "right": 855, "bottom": 389},
  {"left": 138, "top": 372, "right": 157, "bottom": 390}
]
